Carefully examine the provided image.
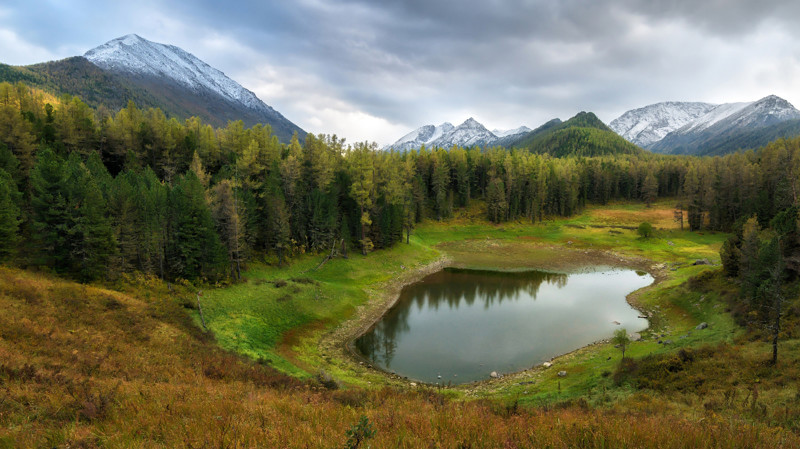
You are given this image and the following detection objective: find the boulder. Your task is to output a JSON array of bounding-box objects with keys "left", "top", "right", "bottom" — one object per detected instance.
[
  {"left": 490, "top": 371, "right": 499, "bottom": 379},
  {"left": 696, "top": 322, "right": 708, "bottom": 330},
  {"left": 542, "top": 362, "right": 552, "bottom": 368},
  {"left": 629, "top": 332, "right": 642, "bottom": 341},
  {"left": 557, "top": 371, "right": 567, "bottom": 377}
]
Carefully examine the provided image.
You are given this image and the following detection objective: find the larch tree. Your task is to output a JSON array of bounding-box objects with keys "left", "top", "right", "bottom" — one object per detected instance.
[
  {"left": 348, "top": 142, "right": 375, "bottom": 255},
  {"left": 642, "top": 172, "right": 658, "bottom": 207},
  {"left": 211, "top": 179, "right": 245, "bottom": 280}
]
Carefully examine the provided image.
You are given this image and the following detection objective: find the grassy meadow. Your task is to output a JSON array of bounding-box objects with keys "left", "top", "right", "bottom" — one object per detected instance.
[{"left": 2, "top": 199, "right": 800, "bottom": 447}]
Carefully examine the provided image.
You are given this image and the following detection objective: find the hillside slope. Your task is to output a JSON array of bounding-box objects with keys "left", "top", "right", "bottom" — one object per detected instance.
[
  {"left": 2, "top": 267, "right": 792, "bottom": 447},
  {"left": 612, "top": 95, "right": 800, "bottom": 155},
  {"left": 509, "top": 112, "right": 644, "bottom": 156},
  {"left": 0, "top": 34, "right": 305, "bottom": 143}
]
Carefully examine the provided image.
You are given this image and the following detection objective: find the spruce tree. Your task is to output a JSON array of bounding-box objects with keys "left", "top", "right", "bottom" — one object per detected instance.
[
  {"left": 167, "top": 171, "right": 226, "bottom": 280},
  {"left": 211, "top": 179, "right": 245, "bottom": 279},
  {"left": 0, "top": 168, "right": 21, "bottom": 260},
  {"left": 63, "top": 153, "right": 116, "bottom": 281},
  {"left": 30, "top": 148, "right": 70, "bottom": 270}
]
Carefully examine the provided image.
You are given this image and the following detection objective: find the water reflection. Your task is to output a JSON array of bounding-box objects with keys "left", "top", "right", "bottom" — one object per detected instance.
[{"left": 354, "top": 267, "right": 652, "bottom": 384}]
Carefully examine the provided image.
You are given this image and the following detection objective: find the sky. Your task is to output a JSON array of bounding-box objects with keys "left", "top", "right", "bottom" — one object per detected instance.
[{"left": 2, "top": 0, "right": 800, "bottom": 145}]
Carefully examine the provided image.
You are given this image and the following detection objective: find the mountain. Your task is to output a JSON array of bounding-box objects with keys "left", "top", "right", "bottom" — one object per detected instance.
[
  {"left": 492, "top": 126, "right": 532, "bottom": 138},
  {"left": 384, "top": 118, "right": 530, "bottom": 151},
  {"left": 0, "top": 34, "right": 304, "bottom": 143},
  {"left": 612, "top": 95, "right": 800, "bottom": 156},
  {"left": 609, "top": 102, "right": 717, "bottom": 147},
  {"left": 508, "top": 112, "right": 643, "bottom": 157}
]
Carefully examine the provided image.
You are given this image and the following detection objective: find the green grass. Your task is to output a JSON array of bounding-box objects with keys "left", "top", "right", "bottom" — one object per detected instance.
[
  {"left": 200, "top": 237, "right": 440, "bottom": 376},
  {"left": 201, "top": 199, "right": 742, "bottom": 401}
]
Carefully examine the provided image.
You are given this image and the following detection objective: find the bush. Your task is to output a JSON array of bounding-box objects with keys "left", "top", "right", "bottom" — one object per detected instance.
[
  {"left": 344, "top": 415, "right": 375, "bottom": 449},
  {"left": 638, "top": 222, "right": 654, "bottom": 239}
]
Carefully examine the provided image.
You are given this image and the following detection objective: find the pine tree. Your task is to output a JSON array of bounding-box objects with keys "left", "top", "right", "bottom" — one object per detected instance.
[
  {"left": 189, "top": 150, "right": 210, "bottom": 188},
  {"left": 0, "top": 144, "right": 20, "bottom": 184},
  {"left": 211, "top": 179, "right": 245, "bottom": 279},
  {"left": 486, "top": 177, "right": 507, "bottom": 223},
  {"left": 642, "top": 173, "right": 658, "bottom": 207},
  {"left": 63, "top": 153, "right": 116, "bottom": 281},
  {"left": 167, "top": 171, "right": 226, "bottom": 280},
  {"left": 348, "top": 143, "right": 375, "bottom": 255},
  {"left": 108, "top": 172, "right": 141, "bottom": 273},
  {"left": 0, "top": 168, "right": 21, "bottom": 260},
  {"left": 267, "top": 193, "right": 291, "bottom": 267},
  {"left": 30, "top": 148, "right": 70, "bottom": 270}
]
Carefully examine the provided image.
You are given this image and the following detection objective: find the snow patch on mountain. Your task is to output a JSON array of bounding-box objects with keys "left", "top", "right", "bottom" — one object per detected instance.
[
  {"left": 492, "top": 126, "right": 532, "bottom": 138},
  {"left": 677, "top": 102, "right": 751, "bottom": 134},
  {"left": 609, "top": 102, "right": 716, "bottom": 147},
  {"left": 385, "top": 119, "right": 530, "bottom": 151},
  {"left": 84, "top": 34, "right": 278, "bottom": 116}
]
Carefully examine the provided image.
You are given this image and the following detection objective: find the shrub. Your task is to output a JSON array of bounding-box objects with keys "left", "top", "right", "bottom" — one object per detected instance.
[
  {"left": 344, "top": 415, "right": 375, "bottom": 449},
  {"left": 637, "top": 222, "right": 653, "bottom": 239}
]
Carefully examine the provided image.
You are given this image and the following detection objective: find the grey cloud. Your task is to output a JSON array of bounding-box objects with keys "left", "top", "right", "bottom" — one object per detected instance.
[{"left": 2, "top": 0, "right": 799, "bottom": 142}]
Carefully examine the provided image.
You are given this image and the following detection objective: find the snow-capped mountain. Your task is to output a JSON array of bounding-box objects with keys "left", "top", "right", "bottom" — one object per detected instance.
[
  {"left": 648, "top": 95, "right": 800, "bottom": 155},
  {"left": 385, "top": 118, "right": 529, "bottom": 151},
  {"left": 678, "top": 95, "right": 800, "bottom": 134},
  {"left": 609, "top": 102, "right": 716, "bottom": 148},
  {"left": 388, "top": 122, "right": 455, "bottom": 151},
  {"left": 492, "top": 126, "right": 532, "bottom": 138},
  {"left": 612, "top": 95, "right": 800, "bottom": 155},
  {"left": 83, "top": 34, "right": 304, "bottom": 142}
]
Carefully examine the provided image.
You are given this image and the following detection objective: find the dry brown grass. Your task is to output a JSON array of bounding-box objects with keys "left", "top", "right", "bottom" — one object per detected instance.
[
  {"left": 588, "top": 204, "right": 683, "bottom": 229},
  {"left": 0, "top": 266, "right": 797, "bottom": 448}
]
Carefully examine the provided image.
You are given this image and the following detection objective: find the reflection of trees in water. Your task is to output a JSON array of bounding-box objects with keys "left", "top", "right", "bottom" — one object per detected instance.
[
  {"left": 355, "top": 300, "right": 411, "bottom": 367},
  {"left": 411, "top": 269, "right": 568, "bottom": 309},
  {"left": 355, "top": 269, "right": 568, "bottom": 368}
]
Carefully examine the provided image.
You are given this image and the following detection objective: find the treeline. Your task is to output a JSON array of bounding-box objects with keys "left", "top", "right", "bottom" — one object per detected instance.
[{"left": 1, "top": 81, "right": 800, "bottom": 282}]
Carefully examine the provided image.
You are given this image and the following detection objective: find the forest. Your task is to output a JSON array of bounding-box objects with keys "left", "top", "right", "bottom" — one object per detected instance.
[{"left": 1, "top": 81, "right": 800, "bottom": 285}]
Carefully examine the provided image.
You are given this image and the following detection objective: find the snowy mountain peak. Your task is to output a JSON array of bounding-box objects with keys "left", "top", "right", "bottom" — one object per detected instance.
[
  {"left": 385, "top": 118, "right": 530, "bottom": 151},
  {"left": 748, "top": 95, "right": 799, "bottom": 119},
  {"left": 614, "top": 94, "right": 800, "bottom": 155},
  {"left": 84, "top": 34, "right": 275, "bottom": 115},
  {"left": 609, "top": 102, "right": 717, "bottom": 148},
  {"left": 462, "top": 117, "right": 482, "bottom": 127},
  {"left": 492, "top": 126, "right": 533, "bottom": 138}
]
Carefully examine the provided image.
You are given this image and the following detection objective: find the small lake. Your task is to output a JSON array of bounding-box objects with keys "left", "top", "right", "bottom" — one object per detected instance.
[{"left": 354, "top": 267, "right": 653, "bottom": 384}]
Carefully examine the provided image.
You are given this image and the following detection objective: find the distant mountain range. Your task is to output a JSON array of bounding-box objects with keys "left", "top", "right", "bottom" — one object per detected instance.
[
  {"left": 0, "top": 34, "right": 304, "bottom": 143},
  {"left": 385, "top": 112, "right": 642, "bottom": 157},
  {"left": 610, "top": 95, "right": 800, "bottom": 155},
  {"left": 384, "top": 118, "right": 531, "bottom": 151},
  {"left": 4, "top": 34, "right": 798, "bottom": 154}
]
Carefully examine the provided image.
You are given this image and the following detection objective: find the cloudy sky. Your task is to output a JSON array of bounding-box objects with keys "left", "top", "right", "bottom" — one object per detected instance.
[{"left": 2, "top": 0, "right": 799, "bottom": 145}]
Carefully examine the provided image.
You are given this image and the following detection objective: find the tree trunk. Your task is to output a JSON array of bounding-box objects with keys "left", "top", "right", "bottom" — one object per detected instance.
[{"left": 772, "top": 295, "right": 782, "bottom": 365}]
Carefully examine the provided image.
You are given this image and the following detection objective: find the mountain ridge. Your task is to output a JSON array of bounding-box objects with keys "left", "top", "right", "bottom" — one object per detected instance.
[
  {"left": 385, "top": 118, "right": 532, "bottom": 151},
  {"left": 0, "top": 34, "right": 304, "bottom": 143},
  {"left": 612, "top": 95, "right": 800, "bottom": 155}
]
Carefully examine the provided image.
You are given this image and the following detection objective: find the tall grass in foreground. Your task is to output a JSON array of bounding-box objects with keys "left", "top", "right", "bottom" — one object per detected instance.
[{"left": 0, "top": 266, "right": 797, "bottom": 448}]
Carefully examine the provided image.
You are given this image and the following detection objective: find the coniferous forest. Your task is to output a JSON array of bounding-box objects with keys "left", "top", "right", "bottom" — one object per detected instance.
[{"left": 2, "top": 81, "right": 800, "bottom": 284}]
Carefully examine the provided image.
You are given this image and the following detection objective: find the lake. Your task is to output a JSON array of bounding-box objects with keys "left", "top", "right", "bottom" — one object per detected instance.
[{"left": 354, "top": 267, "right": 653, "bottom": 384}]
